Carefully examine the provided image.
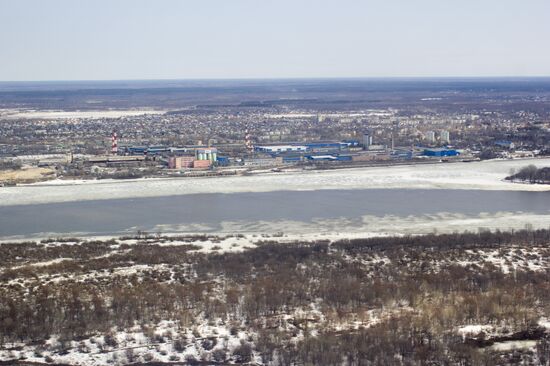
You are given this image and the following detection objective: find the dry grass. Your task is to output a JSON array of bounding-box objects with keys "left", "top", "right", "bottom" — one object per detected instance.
[{"left": 0, "top": 167, "right": 55, "bottom": 183}]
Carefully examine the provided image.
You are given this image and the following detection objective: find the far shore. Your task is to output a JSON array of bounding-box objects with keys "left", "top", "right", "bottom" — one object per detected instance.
[
  {"left": 2, "top": 157, "right": 550, "bottom": 208},
  {"left": 13, "top": 156, "right": 550, "bottom": 188}
]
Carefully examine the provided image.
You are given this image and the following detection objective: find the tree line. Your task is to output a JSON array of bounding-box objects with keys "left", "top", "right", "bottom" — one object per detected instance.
[{"left": 507, "top": 165, "right": 550, "bottom": 184}]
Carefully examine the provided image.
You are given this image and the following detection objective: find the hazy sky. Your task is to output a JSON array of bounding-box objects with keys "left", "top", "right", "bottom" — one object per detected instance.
[{"left": 1, "top": 0, "right": 549, "bottom": 81}]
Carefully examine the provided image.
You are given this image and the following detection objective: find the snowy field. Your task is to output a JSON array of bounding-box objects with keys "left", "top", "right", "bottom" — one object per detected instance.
[
  {"left": 2, "top": 158, "right": 550, "bottom": 207},
  {"left": 0, "top": 109, "right": 166, "bottom": 119}
]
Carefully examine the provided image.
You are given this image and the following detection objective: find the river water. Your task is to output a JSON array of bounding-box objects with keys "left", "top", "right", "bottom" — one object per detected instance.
[{"left": 1, "top": 188, "right": 549, "bottom": 239}]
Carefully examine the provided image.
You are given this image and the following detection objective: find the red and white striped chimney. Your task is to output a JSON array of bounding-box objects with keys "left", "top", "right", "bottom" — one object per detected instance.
[
  {"left": 245, "top": 129, "right": 253, "bottom": 152},
  {"left": 111, "top": 132, "right": 118, "bottom": 155}
]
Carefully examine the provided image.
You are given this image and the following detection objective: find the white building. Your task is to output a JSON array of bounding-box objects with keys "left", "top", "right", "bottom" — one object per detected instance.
[
  {"left": 254, "top": 145, "right": 308, "bottom": 153},
  {"left": 362, "top": 133, "right": 373, "bottom": 149},
  {"left": 425, "top": 131, "right": 436, "bottom": 143},
  {"left": 440, "top": 130, "right": 450, "bottom": 144}
]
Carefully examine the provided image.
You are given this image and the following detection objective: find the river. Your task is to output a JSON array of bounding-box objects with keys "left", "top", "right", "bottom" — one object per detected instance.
[{"left": 1, "top": 188, "right": 549, "bottom": 239}]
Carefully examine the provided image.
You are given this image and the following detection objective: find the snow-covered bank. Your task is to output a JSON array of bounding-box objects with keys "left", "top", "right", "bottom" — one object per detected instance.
[{"left": 2, "top": 158, "right": 550, "bottom": 207}]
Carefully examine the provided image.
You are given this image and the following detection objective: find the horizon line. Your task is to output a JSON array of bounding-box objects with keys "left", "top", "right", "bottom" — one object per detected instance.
[{"left": 2, "top": 75, "right": 550, "bottom": 84}]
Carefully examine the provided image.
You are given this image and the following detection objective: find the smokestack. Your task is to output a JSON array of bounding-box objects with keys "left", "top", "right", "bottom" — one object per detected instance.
[
  {"left": 111, "top": 132, "right": 118, "bottom": 155},
  {"left": 245, "top": 129, "right": 253, "bottom": 152}
]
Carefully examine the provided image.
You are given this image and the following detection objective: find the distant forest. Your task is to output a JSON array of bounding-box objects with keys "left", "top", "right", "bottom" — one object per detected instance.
[{"left": 2, "top": 78, "right": 550, "bottom": 110}]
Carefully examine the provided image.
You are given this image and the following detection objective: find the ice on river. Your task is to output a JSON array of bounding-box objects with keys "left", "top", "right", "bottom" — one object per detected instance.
[{"left": 1, "top": 158, "right": 550, "bottom": 207}]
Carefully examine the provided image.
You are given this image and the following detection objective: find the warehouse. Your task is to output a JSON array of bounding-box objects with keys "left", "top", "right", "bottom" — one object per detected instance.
[
  {"left": 305, "top": 155, "right": 337, "bottom": 161},
  {"left": 304, "top": 142, "right": 347, "bottom": 152},
  {"left": 255, "top": 145, "right": 308, "bottom": 153},
  {"left": 423, "top": 148, "right": 460, "bottom": 157},
  {"left": 168, "top": 156, "right": 194, "bottom": 169}
]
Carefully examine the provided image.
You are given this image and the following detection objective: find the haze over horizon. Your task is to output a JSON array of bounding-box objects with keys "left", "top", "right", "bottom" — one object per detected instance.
[{"left": 1, "top": 0, "right": 550, "bottom": 81}]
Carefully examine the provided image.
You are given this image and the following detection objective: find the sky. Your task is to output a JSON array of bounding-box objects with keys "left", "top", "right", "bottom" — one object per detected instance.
[{"left": 1, "top": 0, "right": 549, "bottom": 81}]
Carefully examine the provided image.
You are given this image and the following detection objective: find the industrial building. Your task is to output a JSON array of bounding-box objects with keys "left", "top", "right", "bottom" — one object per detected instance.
[
  {"left": 243, "top": 157, "right": 284, "bottom": 166},
  {"left": 352, "top": 152, "right": 391, "bottom": 161},
  {"left": 255, "top": 142, "right": 348, "bottom": 155},
  {"left": 193, "top": 160, "right": 211, "bottom": 169},
  {"left": 86, "top": 155, "right": 145, "bottom": 164},
  {"left": 126, "top": 146, "right": 148, "bottom": 155},
  {"left": 124, "top": 145, "right": 190, "bottom": 156},
  {"left": 366, "top": 144, "right": 387, "bottom": 152},
  {"left": 305, "top": 155, "right": 337, "bottom": 161},
  {"left": 146, "top": 146, "right": 172, "bottom": 155},
  {"left": 362, "top": 133, "right": 387, "bottom": 151},
  {"left": 362, "top": 133, "right": 373, "bottom": 149},
  {"left": 168, "top": 156, "right": 194, "bottom": 169},
  {"left": 342, "top": 140, "right": 361, "bottom": 148},
  {"left": 195, "top": 148, "right": 218, "bottom": 162},
  {"left": 255, "top": 145, "right": 308, "bottom": 153},
  {"left": 423, "top": 148, "right": 460, "bottom": 157},
  {"left": 305, "top": 154, "right": 353, "bottom": 162},
  {"left": 282, "top": 155, "right": 303, "bottom": 163},
  {"left": 391, "top": 150, "right": 414, "bottom": 159},
  {"left": 304, "top": 142, "right": 347, "bottom": 152},
  {"left": 216, "top": 156, "right": 230, "bottom": 166}
]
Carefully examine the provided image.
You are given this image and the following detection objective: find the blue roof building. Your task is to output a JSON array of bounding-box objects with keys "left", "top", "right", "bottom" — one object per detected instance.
[{"left": 423, "top": 148, "right": 460, "bottom": 157}]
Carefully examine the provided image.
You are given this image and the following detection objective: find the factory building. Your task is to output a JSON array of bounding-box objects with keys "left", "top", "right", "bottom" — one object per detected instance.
[
  {"left": 126, "top": 146, "right": 148, "bottom": 155},
  {"left": 366, "top": 144, "right": 387, "bottom": 152},
  {"left": 342, "top": 140, "right": 360, "bottom": 148},
  {"left": 170, "top": 147, "right": 190, "bottom": 155},
  {"left": 352, "top": 152, "right": 391, "bottom": 162},
  {"left": 125, "top": 145, "right": 189, "bottom": 156},
  {"left": 168, "top": 156, "right": 194, "bottom": 169},
  {"left": 305, "top": 155, "right": 337, "bottom": 161},
  {"left": 255, "top": 142, "right": 347, "bottom": 155},
  {"left": 337, "top": 155, "right": 353, "bottom": 161},
  {"left": 304, "top": 142, "right": 347, "bottom": 152},
  {"left": 87, "top": 156, "right": 145, "bottom": 164},
  {"left": 362, "top": 133, "right": 386, "bottom": 151},
  {"left": 216, "top": 156, "right": 230, "bottom": 166},
  {"left": 423, "top": 148, "right": 459, "bottom": 157},
  {"left": 195, "top": 148, "right": 217, "bottom": 162},
  {"left": 193, "top": 160, "right": 212, "bottom": 169},
  {"left": 243, "top": 157, "right": 283, "bottom": 166},
  {"left": 304, "top": 154, "right": 354, "bottom": 162},
  {"left": 391, "top": 150, "right": 414, "bottom": 159},
  {"left": 145, "top": 146, "right": 171, "bottom": 155},
  {"left": 282, "top": 155, "right": 304, "bottom": 163},
  {"left": 255, "top": 145, "right": 308, "bottom": 153}
]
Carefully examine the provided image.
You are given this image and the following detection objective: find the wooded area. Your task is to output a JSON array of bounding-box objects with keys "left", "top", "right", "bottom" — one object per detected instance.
[
  {"left": 1, "top": 230, "right": 549, "bottom": 365},
  {"left": 507, "top": 165, "right": 550, "bottom": 184}
]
